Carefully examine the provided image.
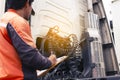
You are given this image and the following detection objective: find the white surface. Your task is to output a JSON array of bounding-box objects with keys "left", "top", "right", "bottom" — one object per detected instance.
[
  {"left": 0, "top": 0, "right": 5, "bottom": 19},
  {"left": 31, "top": 0, "right": 88, "bottom": 42},
  {"left": 111, "top": 0, "right": 120, "bottom": 69}
]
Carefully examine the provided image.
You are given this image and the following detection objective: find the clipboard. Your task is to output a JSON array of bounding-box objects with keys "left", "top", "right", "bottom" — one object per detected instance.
[{"left": 37, "top": 56, "right": 68, "bottom": 77}]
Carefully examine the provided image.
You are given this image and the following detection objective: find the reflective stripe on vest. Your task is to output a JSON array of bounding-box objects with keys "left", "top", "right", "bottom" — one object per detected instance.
[{"left": 0, "top": 23, "right": 7, "bottom": 28}]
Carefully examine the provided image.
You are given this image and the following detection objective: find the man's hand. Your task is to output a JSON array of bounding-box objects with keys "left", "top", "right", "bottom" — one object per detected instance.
[{"left": 48, "top": 52, "right": 57, "bottom": 66}]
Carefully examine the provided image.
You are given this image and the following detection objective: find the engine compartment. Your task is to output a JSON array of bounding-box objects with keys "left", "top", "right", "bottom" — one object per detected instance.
[{"left": 36, "top": 26, "right": 83, "bottom": 80}]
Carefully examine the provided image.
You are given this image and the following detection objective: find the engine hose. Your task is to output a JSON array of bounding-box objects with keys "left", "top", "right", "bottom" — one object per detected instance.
[
  {"left": 40, "top": 36, "right": 48, "bottom": 55},
  {"left": 48, "top": 62, "right": 65, "bottom": 77}
]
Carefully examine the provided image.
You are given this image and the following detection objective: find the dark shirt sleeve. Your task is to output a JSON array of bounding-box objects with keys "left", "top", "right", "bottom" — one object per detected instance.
[{"left": 6, "top": 23, "right": 52, "bottom": 70}]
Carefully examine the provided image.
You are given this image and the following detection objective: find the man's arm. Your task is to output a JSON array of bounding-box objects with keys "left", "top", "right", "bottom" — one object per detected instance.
[{"left": 6, "top": 23, "right": 56, "bottom": 70}]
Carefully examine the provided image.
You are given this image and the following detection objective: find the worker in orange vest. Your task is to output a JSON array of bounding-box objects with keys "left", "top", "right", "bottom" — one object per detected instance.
[{"left": 0, "top": 0, "right": 56, "bottom": 80}]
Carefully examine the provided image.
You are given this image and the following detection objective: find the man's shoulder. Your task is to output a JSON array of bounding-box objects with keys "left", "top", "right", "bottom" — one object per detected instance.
[
  {"left": 1, "top": 12, "right": 28, "bottom": 25},
  {"left": 11, "top": 14, "right": 27, "bottom": 24},
  {"left": 9, "top": 14, "right": 28, "bottom": 28}
]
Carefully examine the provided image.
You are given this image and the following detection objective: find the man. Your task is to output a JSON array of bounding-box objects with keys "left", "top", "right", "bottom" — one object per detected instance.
[{"left": 0, "top": 0, "right": 56, "bottom": 80}]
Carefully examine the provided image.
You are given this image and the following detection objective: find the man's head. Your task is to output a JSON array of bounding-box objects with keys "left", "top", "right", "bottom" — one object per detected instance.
[{"left": 6, "top": 0, "right": 34, "bottom": 20}]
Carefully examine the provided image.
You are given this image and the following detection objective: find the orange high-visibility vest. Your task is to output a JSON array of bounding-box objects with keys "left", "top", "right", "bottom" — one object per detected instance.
[
  {"left": 0, "top": 9, "right": 27, "bottom": 80},
  {"left": 0, "top": 9, "right": 51, "bottom": 80},
  {"left": 0, "top": 9, "right": 36, "bottom": 80}
]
